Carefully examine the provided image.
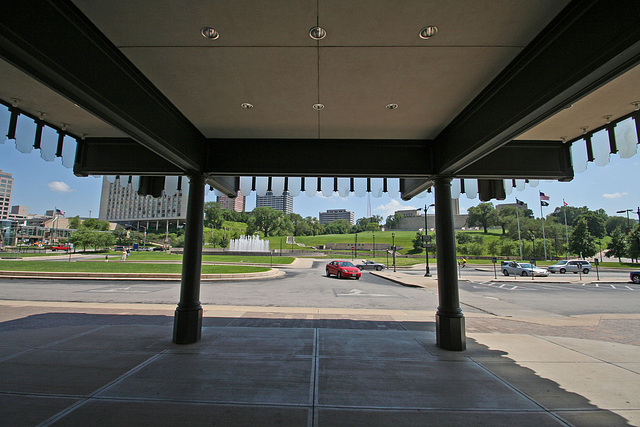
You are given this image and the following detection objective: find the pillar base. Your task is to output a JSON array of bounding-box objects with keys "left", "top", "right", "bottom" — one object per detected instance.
[
  {"left": 173, "top": 306, "right": 202, "bottom": 344},
  {"left": 436, "top": 313, "right": 466, "bottom": 351}
]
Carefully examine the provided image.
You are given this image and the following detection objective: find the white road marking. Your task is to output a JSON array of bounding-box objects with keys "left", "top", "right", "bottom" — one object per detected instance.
[
  {"left": 626, "top": 286, "right": 634, "bottom": 291},
  {"left": 335, "top": 288, "right": 392, "bottom": 297}
]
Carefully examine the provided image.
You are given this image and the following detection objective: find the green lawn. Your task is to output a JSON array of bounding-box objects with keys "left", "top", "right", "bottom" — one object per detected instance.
[
  {"left": 105, "top": 251, "right": 295, "bottom": 264},
  {"left": 0, "top": 260, "right": 268, "bottom": 274}
]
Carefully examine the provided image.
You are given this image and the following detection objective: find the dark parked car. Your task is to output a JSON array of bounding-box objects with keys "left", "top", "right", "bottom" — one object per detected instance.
[
  {"left": 326, "top": 260, "right": 361, "bottom": 279},
  {"left": 356, "top": 260, "right": 386, "bottom": 271},
  {"left": 631, "top": 272, "right": 640, "bottom": 284}
]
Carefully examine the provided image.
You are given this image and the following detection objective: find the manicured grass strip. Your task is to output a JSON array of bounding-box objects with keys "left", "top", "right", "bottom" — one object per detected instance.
[
  {"left": 0, "top": 261, "right": 268, "bottom": 274},
  {"left": 105, "top": 252, "right": 295, "bottom": 264}
]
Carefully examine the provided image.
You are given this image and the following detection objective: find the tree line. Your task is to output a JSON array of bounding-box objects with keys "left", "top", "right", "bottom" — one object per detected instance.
[{"left": 465, "top": 202, "right": 639, "bottom": 261}]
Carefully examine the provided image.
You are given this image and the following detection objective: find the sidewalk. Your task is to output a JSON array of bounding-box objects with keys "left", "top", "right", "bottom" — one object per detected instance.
[{"left": 0, "top": 297, "right": 639, "bottom": 426}]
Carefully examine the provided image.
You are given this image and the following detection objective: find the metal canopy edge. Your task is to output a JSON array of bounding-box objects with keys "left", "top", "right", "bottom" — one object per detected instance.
[
  {"left": 0, "top": 0, "right": 205, "bottom": 174},
  {"left": 434, "top": 0, "right": 640, "bottom": 175}
]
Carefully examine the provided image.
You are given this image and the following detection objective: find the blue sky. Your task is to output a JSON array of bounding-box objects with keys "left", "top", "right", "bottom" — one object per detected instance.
[{"left": 2, "top": 106, "right": 639, "bottom": 221}]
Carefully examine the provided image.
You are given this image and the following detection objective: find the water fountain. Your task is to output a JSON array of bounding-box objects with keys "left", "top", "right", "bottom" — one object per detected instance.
[{"left": 227, "top": 235, "right": 270, "bottom": 255}]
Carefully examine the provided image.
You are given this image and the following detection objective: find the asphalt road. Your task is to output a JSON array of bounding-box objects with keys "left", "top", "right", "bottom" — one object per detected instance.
[
  {"left": 0, "top": 261, "right": 435, "bottom": 310},
  {"left": 0, "top": 261, "right": 637, "bottom": 317}
]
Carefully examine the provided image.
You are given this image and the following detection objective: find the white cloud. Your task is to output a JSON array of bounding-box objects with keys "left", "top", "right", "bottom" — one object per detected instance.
[
  {"left": 374, "top": 199, "right": 417, "bottom": 218},
  {"left": 48, "top": 181, "right": 75, "bottom": 193},
  {"left": 602, "top": 192, "right": 628, "bottom": 199}
]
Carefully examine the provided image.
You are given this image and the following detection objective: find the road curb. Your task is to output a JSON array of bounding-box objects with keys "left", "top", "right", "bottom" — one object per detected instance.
[{"left": 0, "top": 268, "right": 285, "bottom": 281}]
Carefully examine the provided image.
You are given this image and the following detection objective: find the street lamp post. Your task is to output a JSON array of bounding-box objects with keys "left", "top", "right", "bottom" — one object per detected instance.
[
  {"left": 355, "top": 233, "right": 358, "bottom": 258},
  {"left": 531, "top": 233, "right": 536, "bottom": 263},
  {"left": 617, "top": 209, "right": 633, "bottom": 234},
  {"left": 419, "top": 204, "right": 435, "bottom": 277},
  {"left": 372, "top": 233, "right": 375, "bottom": 259},
  {"left": 139, "top": 225, "right": 147, "bottom": 248},
  {"left": 392, "top": 232, "right": 396, "bottom": 272}
]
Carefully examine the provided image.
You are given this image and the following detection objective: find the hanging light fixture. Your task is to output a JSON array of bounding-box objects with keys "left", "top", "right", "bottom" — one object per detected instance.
[
  {"left": 309, "top": 26, "right": 326, "bottom": 40},
  {"left": 419, "top": 26, "right": 438, "bottom": 39},
  {"left": 201, "top": 27, "right": 219, "bottom": 40}
]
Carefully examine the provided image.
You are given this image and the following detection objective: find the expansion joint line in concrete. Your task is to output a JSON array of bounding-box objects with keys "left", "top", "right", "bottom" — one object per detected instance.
[{"left": 36, "top": 350, "right": 169, "bottom": 426}]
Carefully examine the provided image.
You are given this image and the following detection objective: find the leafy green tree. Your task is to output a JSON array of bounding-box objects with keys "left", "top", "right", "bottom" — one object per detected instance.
[
  {"left": 204, "top": 202, "right": 225, "bottom": 229},
  {"left": 80, "top": 218, "right": 110, "bottom": 231},
  {"left": 627, "top": 225, "right": 640, "bottom": 262},
  {"left": 246, "top": 207, "right": 281, "bottom": 237},
  {"left": 578, "top": 211, "right": 607, "bottom": 238},
  {"left": 68, "top": 216, "right": 81, "bottom": 229},
  {"left": 549, "top": 206, "right": 589, "bottom": 227},
  {"left": 456, "top": 232, "right": 473, "bottom": 244},
  {"left": 466, "top": 202, "right": 496, "bottom": 233},
  {"left": 569, "top": 217, "right": 597, "bottom": 258},
  {"left": 323, "top": 219, "right": 352, "bottom": 235},
  {"left": 496, "top": 207, "right": 517, "bottom": 235},
  {"left": 412, "top": 231, "right": 424, "bottom": 251},
  {"left": 605, "top": 228, "right": 627, "bottom": 262},
  {"left": 385, "top": 213, "right": 403, "bottom": 230},
  {"left": 305, "top": 216, "right": 323, "bottom": 236},
  {"left": 606, "top": 216, "right": 630, "bottom": 236}
]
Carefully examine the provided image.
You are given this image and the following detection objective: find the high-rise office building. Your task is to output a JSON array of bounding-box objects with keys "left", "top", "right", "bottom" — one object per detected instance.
[
  {"left": 319, "top": 209, "right": 354, "bottom": 225},
  {"left": 98, "top": 176, "right": 188, "bottom": 228},
  {"left": 0, "top": 170, "right": 14, "bottom": 220},
  {"left": 217, "top": 191, "right": 246, "bottom": 212},
  {"left": 255, "top": 191, "right": 293, "bottom": 214}
]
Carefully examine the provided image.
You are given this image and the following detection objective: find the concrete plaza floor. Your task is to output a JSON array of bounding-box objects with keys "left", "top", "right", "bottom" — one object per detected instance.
[{"left": 1, "top": 294, "right": 639, "bottom": 426}]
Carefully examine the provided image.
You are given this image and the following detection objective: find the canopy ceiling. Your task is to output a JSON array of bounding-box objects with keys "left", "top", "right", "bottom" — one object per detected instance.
[{"left": 1, "top": 0, "right": 639, "bottom": 199}]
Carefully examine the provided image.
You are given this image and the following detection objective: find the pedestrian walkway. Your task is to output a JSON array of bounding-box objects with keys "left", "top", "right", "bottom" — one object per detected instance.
[{"left": 0, "top": 299, "right": 638, "bottom": 426}]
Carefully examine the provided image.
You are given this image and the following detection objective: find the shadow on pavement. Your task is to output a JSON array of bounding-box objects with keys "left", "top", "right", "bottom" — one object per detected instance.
[{"left": 0, "top": 310, "right": 632, "bottom": 426}]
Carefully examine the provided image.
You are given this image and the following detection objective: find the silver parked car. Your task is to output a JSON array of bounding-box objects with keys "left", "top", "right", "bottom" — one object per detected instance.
[
  {"left": 355, "top": 260, "right": 386, "bottom": 271},
  {"left": 502, "top": 261, "right": 550, "bottom": 277},
  {"left": 547, "top": 260, "right": 592, "bottom": 274}
]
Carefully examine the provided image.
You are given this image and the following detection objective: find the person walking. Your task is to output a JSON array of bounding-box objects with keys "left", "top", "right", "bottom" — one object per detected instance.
[{"left": 121, "top": 250, "right": 127, "bottom": 261}]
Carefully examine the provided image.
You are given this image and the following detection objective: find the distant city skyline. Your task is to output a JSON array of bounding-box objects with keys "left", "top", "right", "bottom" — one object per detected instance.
[{"left": 2, "top": 108, "right": 639, "bottom": 223}]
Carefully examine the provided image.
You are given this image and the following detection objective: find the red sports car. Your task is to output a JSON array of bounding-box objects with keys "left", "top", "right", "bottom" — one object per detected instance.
[
  {"left": 326, "top": 260, "right": 361, "bottom": 279},
  {"left": 51, "top": 245, "right": 70, "bottom": 251}
]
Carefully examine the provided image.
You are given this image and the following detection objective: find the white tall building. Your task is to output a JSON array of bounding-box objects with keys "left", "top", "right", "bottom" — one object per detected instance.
[
  {"left": 0, "top": 170, "right": 14, "bottom": 220},
  {"left": 319, "top": 209, "right": 354, "bottom": 225},
  {"left": 255, "top": 191, "right": 293, "bottom": 214},
  {"left": 98, "top": 176, "right": 188, "bottom": 228}
]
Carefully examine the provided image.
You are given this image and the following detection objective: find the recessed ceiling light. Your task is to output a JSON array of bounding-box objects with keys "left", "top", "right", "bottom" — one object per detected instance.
[
  {"left": 201, "top": 27, "right": 219, "bottom": 40},
  {"left": 313, "top": 103, "right": 324, "bottom": 110},
  {"left": 419, "top": 26, "right": 438, "bottom": 39},
  {"left": 386, "top": 103, "right": 398, "bottom": 110},
  {"left": 241, "top": 103, "right": 253, "bottom": 109},
  {"left": 309, "top": 26, "right": 327, "bottom": 40}
]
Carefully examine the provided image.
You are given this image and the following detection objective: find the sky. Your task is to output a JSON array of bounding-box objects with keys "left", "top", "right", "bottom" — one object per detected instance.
[{"left": 1, "top": 106, "right": 639, "bottom": 222}]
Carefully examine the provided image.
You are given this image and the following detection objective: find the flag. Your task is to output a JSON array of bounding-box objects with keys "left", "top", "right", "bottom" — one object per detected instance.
[
  {"left": 541, "top": 201, "right": 549, "bottom": 207},
  {"left": 539, "top": 191, "right": 550, "bottom": 201},
  {"left": 563, "top": 199, "right": 569, "bottom": 206},
  {"left": 55, "top": 208, "right": 65, "bottom": 216},
  {"left": 515, "top": 198, "right": 525, "bottom": 206}
]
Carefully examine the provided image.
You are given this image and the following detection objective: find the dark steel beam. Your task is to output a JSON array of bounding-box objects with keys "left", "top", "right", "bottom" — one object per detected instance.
[
  {"left": 400, "top": 179, "right": 434, "bottom": 201},
  {"left": 0, "top": 0, "right": 205, "bottom": 173},
  {"left": 455, "top": 141, "right": 573, "bottom": 180},
  {"left": 434, "top": 0, "right": 640, "bottom": 175},
  {"left": 75, "top": 138, "right": 239, "bottom": 197},
  {"left": 74, "top": 139, "right": 183, "bottom": 176},
  {"left": 205, "top": 138, "right": 433, "bottom": 177}
]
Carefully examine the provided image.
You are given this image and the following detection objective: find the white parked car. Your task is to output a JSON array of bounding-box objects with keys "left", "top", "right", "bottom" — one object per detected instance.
[
  {"left": 502, "top": 261, "right": 550, "bottom": 277},
  {"left": 547, "top": 260, "right": 592, "bottom": 274}
]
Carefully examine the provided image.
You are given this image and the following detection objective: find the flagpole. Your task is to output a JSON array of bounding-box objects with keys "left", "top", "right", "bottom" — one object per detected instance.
[
  {"left": 563, "top": 201, "right": 569, "bottom": 259},
  {"left": 540, "top": 201, "right": 547, "bottom": 260},
  {"left": 516, "top": 207, "right": 523, "bottom": 259}
]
